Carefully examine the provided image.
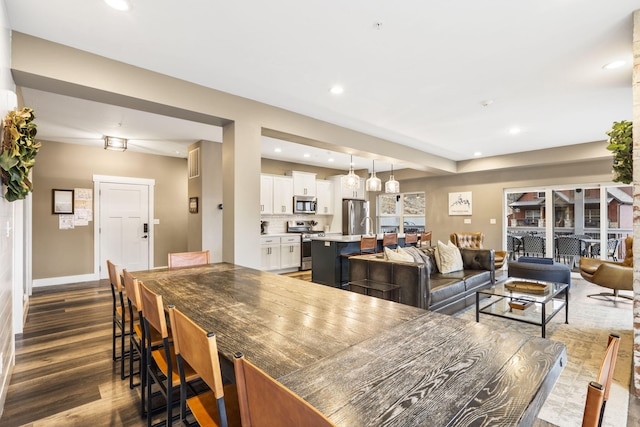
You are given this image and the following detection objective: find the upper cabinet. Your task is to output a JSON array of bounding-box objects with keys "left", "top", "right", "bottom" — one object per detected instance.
[
  {"left": 260, "top": 175, "right": 273, "bottom": 214},
  {"left": 316, "top": 180, "right": 334, "bottom": 215},
  {"left": 272, "top": 175, "right": 293, "bottom": 214},
  {"left": 288, "top": 171, "right": 317, "bottom": 197}
]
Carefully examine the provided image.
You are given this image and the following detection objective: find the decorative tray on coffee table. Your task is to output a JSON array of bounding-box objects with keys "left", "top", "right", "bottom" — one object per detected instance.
[{"left": 504, "top": 280, "right": 550, "bottom": 295}]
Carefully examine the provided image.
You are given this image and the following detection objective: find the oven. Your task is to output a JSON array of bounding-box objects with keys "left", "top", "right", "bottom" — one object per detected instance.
[{"left": 287, "top": 220, "right": 324, "bottom": 271}]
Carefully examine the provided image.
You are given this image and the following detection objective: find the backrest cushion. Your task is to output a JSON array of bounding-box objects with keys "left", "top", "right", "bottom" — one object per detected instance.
[
  {"left": 451, "top": 232, "right": 485, "bottom": 249},
  {"left": 435, "top": 240, "right": 464, "bottom": 273}
]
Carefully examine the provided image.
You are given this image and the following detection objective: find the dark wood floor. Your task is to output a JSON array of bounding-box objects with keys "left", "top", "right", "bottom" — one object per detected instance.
[{"left": 1, "top": 271, "right": 639, "bottom": 426}]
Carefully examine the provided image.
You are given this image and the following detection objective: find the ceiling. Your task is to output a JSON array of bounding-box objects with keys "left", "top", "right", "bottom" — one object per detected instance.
[{"left": 4, "top": 0, "right": 637, "bottom": 173}]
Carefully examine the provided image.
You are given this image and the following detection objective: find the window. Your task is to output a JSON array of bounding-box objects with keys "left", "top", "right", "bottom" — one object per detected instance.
[{"left": 376, "top": 192, "right": 425, "bottom": 234}]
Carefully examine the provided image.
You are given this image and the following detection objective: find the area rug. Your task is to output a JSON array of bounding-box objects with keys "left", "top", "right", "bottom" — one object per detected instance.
[{"left": 453, "top": 276, "right": 633, "bottom": 427}]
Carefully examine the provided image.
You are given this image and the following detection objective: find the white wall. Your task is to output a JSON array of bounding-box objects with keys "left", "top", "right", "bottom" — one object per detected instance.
[{"left": 0, "top": 0, "right": 17, "bottom": 416}]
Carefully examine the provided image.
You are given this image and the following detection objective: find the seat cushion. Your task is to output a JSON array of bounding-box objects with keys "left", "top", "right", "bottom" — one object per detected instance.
[{"left": 429, "top": 278, "right": 466, "bottom": 305}]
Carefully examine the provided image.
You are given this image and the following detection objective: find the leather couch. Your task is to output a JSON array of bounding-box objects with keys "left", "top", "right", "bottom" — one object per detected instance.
[
  {"left": 450, "top": 231, "right": 507, "bottom": 274},
  {"left": 348, "top": 248, "right": 495, "bottom": 315},
  {"left": 579, "top": 237, "right": 633, "bottom": 300}
]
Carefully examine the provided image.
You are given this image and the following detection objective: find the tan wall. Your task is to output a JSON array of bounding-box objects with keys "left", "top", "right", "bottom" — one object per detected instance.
[
  {"left": 260, "top": 158, "right": 347, "bottom": 179},
  {"left": 399, "top": 159, "right": 613, "bottom": 251},
  {"left": 32, "top": 140, "right": 188, "bottom": 279}
]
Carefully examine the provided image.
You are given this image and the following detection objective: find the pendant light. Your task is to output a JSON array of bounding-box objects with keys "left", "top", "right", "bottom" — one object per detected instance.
[
  {"left": 385, "top": 164, "right": 400, "bottom": 193},
  {"left": 365, "top": 160, "right": 382, "bottom": 192},
  {"left": 343, "top": 155, "right": 360, "bottom": 190}
]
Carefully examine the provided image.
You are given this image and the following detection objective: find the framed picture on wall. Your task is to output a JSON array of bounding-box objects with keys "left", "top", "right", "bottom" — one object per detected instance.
[
  {"left": 52, "top": 189, "right": 74, "bottom": 214},
  {"left": 448, "top": 191, "right": 472, "bottom": 215}
]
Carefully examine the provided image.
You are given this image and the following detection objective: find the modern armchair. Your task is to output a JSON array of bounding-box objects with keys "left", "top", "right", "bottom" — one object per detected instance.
[
  {"left": 449, "top": 231, "right": 507, "bottom": 270},
  {"left": 579, "top": 237, "right": 633, "bottom": 301}
]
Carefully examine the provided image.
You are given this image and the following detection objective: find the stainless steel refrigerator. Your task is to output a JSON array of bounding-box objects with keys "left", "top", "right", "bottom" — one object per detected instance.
[{"left": 342, "top": 199, "right": 369, "bottom": 235}]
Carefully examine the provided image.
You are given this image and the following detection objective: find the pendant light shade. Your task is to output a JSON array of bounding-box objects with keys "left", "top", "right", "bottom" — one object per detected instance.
[
  {"left": 365, "top": 160, "right": 382, "bottom": 192},
  {"left": 344, "top": 155, "right": 360, "bottom": 190},
  {"left": 385, "top": 164, "right": 400, "bottom": 194}
]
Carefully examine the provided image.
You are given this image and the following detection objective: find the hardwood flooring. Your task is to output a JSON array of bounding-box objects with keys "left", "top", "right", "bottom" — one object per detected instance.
[{"left": 1, "top": 271, "right": 638, "bottom": 426}]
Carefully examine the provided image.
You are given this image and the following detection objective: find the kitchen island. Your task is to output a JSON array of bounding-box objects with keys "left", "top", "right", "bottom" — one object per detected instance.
[
  {"left": 311, "top": 233, "right": 407, "bottom": 287},
  {"left": 132, "top": 263, "right": 566, "bottom": 426}
]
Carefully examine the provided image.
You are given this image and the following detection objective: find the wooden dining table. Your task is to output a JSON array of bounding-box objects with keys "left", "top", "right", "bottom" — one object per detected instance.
[{"left": 133, "top": 263, "right": 566, "bottom": 427}]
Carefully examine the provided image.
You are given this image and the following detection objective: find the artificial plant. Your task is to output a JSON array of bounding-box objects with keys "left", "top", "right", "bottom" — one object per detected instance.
[
  {"left": 0, "top": 107, "right": 41, "bottom": 201},
  {"left": 605, "top": 120, "right": 633, "bottom": 184}
]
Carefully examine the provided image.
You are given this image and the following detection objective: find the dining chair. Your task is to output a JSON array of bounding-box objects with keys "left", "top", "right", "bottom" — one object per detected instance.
[
  {"left": 107, "top": 259, "right": 132, "bottom": 380},
  {"left": 139, "top": 283, "right": 200, "bottom": 427},
  {"left": 521, "top": 234, "right": 545, "bottom": 258},
  {"left": 167, "top": 306, "right": 241, "bottom": 427},
  {"left": 555, "top": 236, "right": 582, "bottom": 268},
  {"left": 168, "top": 250, "right": 210, "bottom": 269},
  {"left": 233, "top": 353, "right": 336, "bottom": 427},
  {"left": 122, "top": 270, "right": 166, "bottom": 417},
  {"left": 403, "top": 232, "right": 418, "bottom": 247},
  {"left": 382, "top": 233, "right": 398, "bottom": 249},
  {"left": 419, "top": 231, "right": 432, "bottom": 247},
  {"left": 507, "top": 234, "right": 522, "bottom": 260}
]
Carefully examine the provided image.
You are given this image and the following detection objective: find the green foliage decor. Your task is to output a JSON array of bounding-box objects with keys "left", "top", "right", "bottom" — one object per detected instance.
[
  {"left": 0, "top": 108, "right": 41, "bottom": 201},
  {"left": 605, "top": 120, "right": 633, "bottom": 184}
]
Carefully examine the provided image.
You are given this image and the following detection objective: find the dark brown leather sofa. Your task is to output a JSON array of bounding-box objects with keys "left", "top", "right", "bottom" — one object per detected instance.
[{"left": 348, "top": 248, "right": 495, "bottom": 315}]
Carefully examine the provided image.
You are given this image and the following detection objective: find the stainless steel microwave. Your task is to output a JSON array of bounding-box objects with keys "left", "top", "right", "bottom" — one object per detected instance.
[{"left": 293, "top": 196, "right": 317, "bottom": 214}]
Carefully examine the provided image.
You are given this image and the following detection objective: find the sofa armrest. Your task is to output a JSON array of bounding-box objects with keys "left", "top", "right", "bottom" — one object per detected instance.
[{"left": 460, "top": 248, "right": 495, "bottom": 272}]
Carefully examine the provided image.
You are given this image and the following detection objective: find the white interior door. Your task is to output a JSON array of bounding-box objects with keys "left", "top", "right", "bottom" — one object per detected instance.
[{"left": 99, "top": 182, "right": 150, "bottom": 278}]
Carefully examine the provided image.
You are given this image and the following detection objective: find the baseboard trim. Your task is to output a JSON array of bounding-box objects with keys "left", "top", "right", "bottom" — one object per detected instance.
[{"left": 33, "top": 273, "right": 99, "bottom": 288}]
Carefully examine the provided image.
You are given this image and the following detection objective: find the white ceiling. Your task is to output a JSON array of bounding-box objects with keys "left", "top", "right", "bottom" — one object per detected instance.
[{"left": 5, "top": 0, "right": 637, "bottom": 173}]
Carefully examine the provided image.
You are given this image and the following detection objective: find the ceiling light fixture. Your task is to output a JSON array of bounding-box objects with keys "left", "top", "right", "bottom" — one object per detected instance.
[
  {"left": 602, "top": 60, "right": 626, "bottom": 70},
  {"left": 385, "top": 164, "right": 400, "bottom": 194},
  {"left": 104, "top": 136, "right": 127, "bottom": 151},
  {"left": 330, "top": 85, "right": 344, "bottom": 95},
  {"left": 105, "top": 0, "right": 131, "bottom": 11},
  {"left": 343, "top": 155, "right": 360, "bottom": 190},
  {"left": 509, "top": 127, "right": 521, "bottom": 135},
  {"left": 365, "top": 160, "right": 382, "bottom": 192}
]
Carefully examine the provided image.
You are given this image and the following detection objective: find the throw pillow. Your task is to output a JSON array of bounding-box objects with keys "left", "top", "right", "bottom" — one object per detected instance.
[
  {"left": 436, "top": 240, "right": 464, "bottom": 273},
  {"left": 384, "top": 246, "right": 414, "bottom": 262},
  {"left": 418, "top": 246, "right": 439, "bottom": 272}
]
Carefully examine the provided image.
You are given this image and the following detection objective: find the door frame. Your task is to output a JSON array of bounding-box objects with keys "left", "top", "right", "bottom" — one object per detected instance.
[{"left": 93, "top": 175, "right": 155, "bottom": 278}]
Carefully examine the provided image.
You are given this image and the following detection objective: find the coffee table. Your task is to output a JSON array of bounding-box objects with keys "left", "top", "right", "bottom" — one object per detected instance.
[{"left": 476, "top": 277, "right": 568, "bottom": 338}]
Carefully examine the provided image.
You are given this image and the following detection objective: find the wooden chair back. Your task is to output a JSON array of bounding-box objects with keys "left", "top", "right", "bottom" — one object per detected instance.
[
  {"left": 107, "top": 259, "right": 123, "bottom": 292},
  {"left": 168, "top": 250, "right": 210, "bottom": 269},
  {"left": 582, "top": 333, "right": 620, "bottom": 427},
  {"left": 167, "top": 306, "right": 225, "bottom": 400},
  {"left": 233, "top": 353, "right": 335, "bottom": 427},
  {"left": 360, "top": 236, "right": 377, "bottom": 254},
  {"left": 138, "top": 283, "right": 169, "bottom": 340},
  {"left": 404, "top": 233, "right": 418, "bottom": 246},
  {"left": 419, "top": 231, "right": 432, "bottom": 247},
  {"left": 122, "top": 269, "right": 141, "bottom": 312}
]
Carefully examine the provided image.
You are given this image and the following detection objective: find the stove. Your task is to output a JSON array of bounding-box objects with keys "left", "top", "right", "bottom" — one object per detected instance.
[{"left": 287, "top": 220, "right": 325, "bottom": 270}]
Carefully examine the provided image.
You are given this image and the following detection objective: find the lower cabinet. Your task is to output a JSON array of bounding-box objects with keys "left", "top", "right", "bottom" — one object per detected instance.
[{"left": 261, "top": 236, "right": 301, "bottom": 271}]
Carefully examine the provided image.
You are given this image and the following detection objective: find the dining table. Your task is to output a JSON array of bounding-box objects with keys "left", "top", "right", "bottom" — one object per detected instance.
[{"left": 132, "top": 262, "right": 566, "bottom": 427}]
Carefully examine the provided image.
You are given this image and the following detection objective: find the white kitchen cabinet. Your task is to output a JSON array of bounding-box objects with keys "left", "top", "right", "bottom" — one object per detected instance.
[
  {"left": 260, "top": 174, "right": 273, "bottom": 214},
  {"left": 272, "top": 176, "right": 293, "bottom": 214},
  {"left": 316, "top": 180, "right": 334, "bottom": 215},
  {"left": 340, "top": 176, "right": 365, "bottom": 199},
  {"left": 289, "top": 171, "right": 317, "bottom": 196},
  {"left": 280, "top": 235, "right": 301, "bottom": 269},
  {"left": 260, "top": 236, "right": 281, "bottom": 270}
]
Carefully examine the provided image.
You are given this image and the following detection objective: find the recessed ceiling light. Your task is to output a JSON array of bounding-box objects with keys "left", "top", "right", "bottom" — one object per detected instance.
[
  {"left": 303, "top": 153, "right": 310, "bottom": 158},
  {"left": 274, "top": 147, "right": 282, "bottom": 153},
  {"left": 105, "top": 0, "right": 131, "bottom": 11},
  {"left": 509, "top": 127, "right": 521, "bottom": 135},
  {"left": 330, "top": 86, "right": 344, "bottom": 95},
  {"left": 328, "top": 158, "right": 334, "bottom": 162},
  {"left": 602, "top": 60, "right": 626, "bottom": 70},
  {"left": 473, "top": 152, "right": 482, "bottom": 157}
]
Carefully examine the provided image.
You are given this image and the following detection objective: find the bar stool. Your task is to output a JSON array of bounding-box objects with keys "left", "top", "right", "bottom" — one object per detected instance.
[
  {"left": 419, "top": 231, "right": 432, "bottom": 247},
  {"left": 404, "top": 233, "right": 418, "bottom": 247},
  {"left": 340, "top": 236, "right": 378, "bottom": 286},
  {"left": 382, "top": 233, "right": 398, "bottom": 250}
]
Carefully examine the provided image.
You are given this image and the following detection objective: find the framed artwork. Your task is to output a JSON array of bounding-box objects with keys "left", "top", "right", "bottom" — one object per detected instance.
[
  {"left": 53, "top": 189, "right": 74, "bottom": 214},
  {"left": 448, "top": 191, "right": 472, "bottom": 215}
]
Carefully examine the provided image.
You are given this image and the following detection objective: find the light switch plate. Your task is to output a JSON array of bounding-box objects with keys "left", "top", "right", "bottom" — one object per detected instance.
[
  {"left": 490, "top": 218, "right": 496, "bottom": 224},
  {"left": 153, "top": 219, "right": 160, "bottom": 224},
  {"left": 464, "top": 218, "right": 471, "bottom": 224}
]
